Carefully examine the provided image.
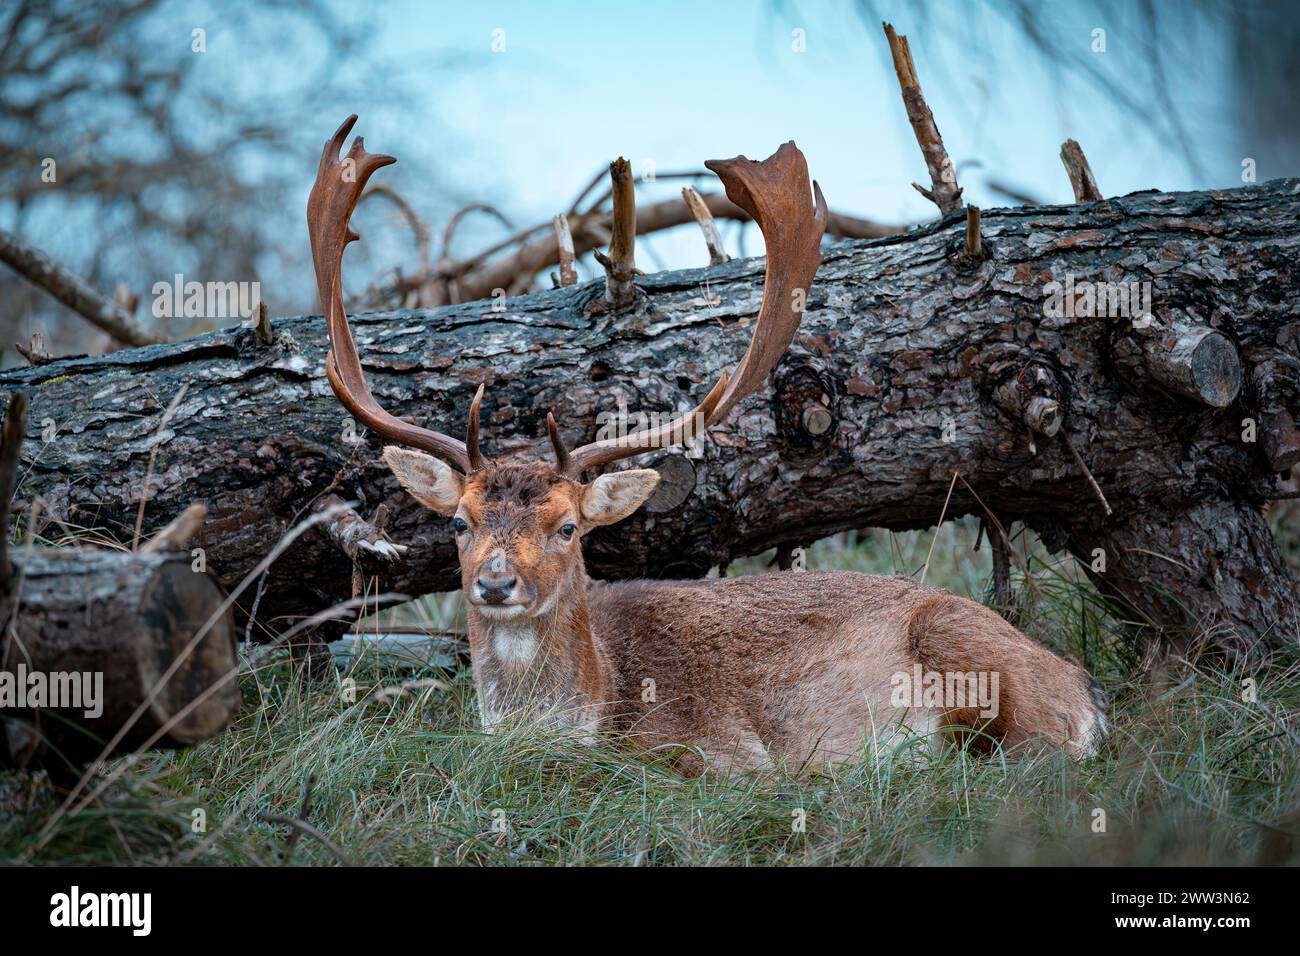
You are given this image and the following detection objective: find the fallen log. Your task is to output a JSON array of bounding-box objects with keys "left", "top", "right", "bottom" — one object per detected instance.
[
  {"left": 0, "top": 548, "right": 239, "bottom": 769},
  {"left": 1, "top": 180, "right": 1298, "bottom": 660},
  {"left": 0, "top": 394, "right": 237, "bottom": 769}
]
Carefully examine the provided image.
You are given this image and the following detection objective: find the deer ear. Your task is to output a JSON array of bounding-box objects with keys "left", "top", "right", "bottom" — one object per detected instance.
[
  {"left": 581, "top": 469, "right": 661, "bottom": 528},
  {"left": 382, "top": 446, "right": 465, "bottom": 516}
]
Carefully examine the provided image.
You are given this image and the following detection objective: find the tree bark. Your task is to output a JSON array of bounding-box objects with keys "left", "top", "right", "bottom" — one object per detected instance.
[
  {"left": 1, "top": 180, "right": 1297, "bottom": 659},
  {"left": 0, "top": 548, "right": 238, "bottom": 768}
]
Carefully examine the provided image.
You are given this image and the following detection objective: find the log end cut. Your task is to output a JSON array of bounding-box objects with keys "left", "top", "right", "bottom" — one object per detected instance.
[
  {"left": 136, "top": 558, "right": 240, "bottom": 744},
  {"left": 2, "top": 548, "right": 239, "bottom": 765},
  {"left": 1184, "top": 330, "right": 1244, "bottom": 408},
  {"left": 1138, "top": 326, "right": 1243, "bottom": 408}
]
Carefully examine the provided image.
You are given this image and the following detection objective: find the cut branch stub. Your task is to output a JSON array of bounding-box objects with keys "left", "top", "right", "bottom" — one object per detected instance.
[
  {"left": 883, "top": 22, "right": 963, "bottom": 216},
  {"left": 964, "top": 204, "right": 982, "bottom": 258},
  {"left": 1261, "top": 410, "right": 1300, "bottom": 473},
  {"left": 991, "top": 360, "right": 1063, "bottom": 438},
  {"left": 774, "top": 356, "right": 838, "bottom": 453},
  {"left": 1114, "top": 314, "right": 1243, "bottom": 408},
  {"left": 1060, "top": 139, "right": 1103, "bottom": 203},
  {"left": 594, "top": 157, "right": 638, "bottom": 309},
  {"left": 247, "top": 299, "right": 273, "bottom": 345}
]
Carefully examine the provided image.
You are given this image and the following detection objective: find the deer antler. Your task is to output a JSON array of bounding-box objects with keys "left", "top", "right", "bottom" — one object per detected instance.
[
  {"left": 557, "top": 141, "right": 827, "bottom": 477},
  {"left": 309, "top": 115, "right": 486, "bottom": 474}
]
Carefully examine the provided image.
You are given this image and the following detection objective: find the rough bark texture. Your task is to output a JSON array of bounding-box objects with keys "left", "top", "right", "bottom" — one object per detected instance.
[
  {"left": 1, "top": 181, "right": 1298, "bottom": 659},
  {"left": 0, "top": 548, "right": 238, "bottom": 767}
]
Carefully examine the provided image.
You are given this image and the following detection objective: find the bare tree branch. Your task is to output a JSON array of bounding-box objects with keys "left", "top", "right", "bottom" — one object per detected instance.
[{"left": 0, "top": 229, "right": 162, "bottom": 346}]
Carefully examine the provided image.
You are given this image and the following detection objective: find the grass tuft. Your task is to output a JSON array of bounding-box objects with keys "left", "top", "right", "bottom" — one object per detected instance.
[{"left": 2, "top": 520, "right": 1297, "bottom": 866}]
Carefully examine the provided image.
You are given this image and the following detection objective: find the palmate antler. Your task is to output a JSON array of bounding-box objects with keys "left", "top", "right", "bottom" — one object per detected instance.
[
  {"left": 309, "top": 116, "right": 827, "bottom": 478},
  {"left": 308, "top": 114, "right": 486, "bottom": 474},
  {"left": 555, "top": 142, "right": 828, "bottom": 477}
]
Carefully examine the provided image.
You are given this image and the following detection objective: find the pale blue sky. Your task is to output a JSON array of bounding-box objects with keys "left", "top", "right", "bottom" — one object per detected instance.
[
  {"left": 335, "top": 0, "right": 1238, "bottom": 272},
  {"left": 2, "top": 0, "right": 1251, "bottom": 329}
]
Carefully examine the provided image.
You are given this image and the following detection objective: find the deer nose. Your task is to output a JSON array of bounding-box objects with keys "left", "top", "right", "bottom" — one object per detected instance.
[{"left": 475, "top": 571, "right": 517, "bottom": 604}]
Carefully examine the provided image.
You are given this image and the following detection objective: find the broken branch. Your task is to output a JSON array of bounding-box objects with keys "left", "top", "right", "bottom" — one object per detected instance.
[
  {"left": 883, "top": 22, "right": 963, "bottom": 215},
  {"left": 594, "top": 158, "right": 638, "bottom": 309},
  {"left": 317, "top": 494, "right": 407, "bottom": 564},
  {"left": 552, "top": 214, "right": 578, "bottom": 286},
  {"left": 1060, "top": 138, "right": 1103, "bottom": 202}
]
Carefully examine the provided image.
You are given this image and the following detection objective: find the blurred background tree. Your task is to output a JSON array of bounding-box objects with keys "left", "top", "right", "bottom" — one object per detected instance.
[{"left": 0, "top": 0, "right": 458, "bottom": 357}]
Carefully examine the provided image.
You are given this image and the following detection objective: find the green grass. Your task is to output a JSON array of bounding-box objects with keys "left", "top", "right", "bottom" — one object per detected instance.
[{"left": 2, "top": 520, "right": 1298, "bottom": 866}]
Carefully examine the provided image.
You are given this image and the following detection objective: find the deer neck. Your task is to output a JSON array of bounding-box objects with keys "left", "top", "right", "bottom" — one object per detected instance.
[{"left": 466, "top": 562, "right": 610, "bottom": 734}]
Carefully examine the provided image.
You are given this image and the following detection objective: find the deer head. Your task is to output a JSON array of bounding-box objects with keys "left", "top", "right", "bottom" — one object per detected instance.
[{"left": 308, "top": 115, "right": 827, "bottom": 620}]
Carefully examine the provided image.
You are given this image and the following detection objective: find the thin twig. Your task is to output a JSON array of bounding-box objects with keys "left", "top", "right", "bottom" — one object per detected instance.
[
  {"left": 566, "top": 165, "right": 611, "bottom": 216},
  {"left": 360, "top": 183, "right": 432, "bottom": 273},
  {"left": 441, "top": 202, "right": 512, "bottom": 260},
  {"left": 920, "top": 470, "right": 961, "bottom": 585},
  {"left": 1064, "top": 433, "right": 1113, "bottom": 516},
  {"left": 259, "top": 773, "right": 333, "bottom": 864},
  {"left": 258, "top": 815, "right": 356, "bottom": 867}
]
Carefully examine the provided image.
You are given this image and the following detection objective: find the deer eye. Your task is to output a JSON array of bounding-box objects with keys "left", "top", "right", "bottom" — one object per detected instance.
[
  {"left": 559, "top": 522, "right": 577, "bottom": 538},
  {"left": 451, "top": 517, "right": 468, "bottom": 534}
]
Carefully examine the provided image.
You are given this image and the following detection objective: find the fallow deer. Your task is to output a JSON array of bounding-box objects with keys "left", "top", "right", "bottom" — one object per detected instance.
[{"left": 309, "top": 116, "right": 1107, "bottom": 774}]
